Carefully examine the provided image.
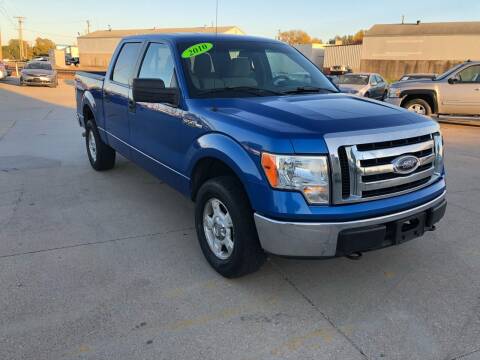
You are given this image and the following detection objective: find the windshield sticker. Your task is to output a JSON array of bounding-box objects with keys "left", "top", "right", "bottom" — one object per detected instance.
[{"left": 181, "top": 43, "right": 213, "bottom": 59}]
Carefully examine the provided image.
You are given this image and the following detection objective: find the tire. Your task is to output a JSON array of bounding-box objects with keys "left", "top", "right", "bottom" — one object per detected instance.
[
  {"left": 381, "top": 90, "right": 388, "bottom": 101},
  {"left": 85, "top": 120, "right": 116, "bottom": 171},
  {"left": 19, "top": 77, "right": 25, "bottom": 86},
  {"left": 364, "top": 92, "right": 370, "bottom": 98},
  {"left": 403, "top": 98, "right": 432, "bottom": 116},
  {"left": 195, "top": 176, "right": 266, "bottom": 278}
]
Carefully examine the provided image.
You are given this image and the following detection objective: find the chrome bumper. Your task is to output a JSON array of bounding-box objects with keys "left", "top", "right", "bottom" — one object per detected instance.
[{"left": 254, "top": 191, "right": 446, "bottom": 257}]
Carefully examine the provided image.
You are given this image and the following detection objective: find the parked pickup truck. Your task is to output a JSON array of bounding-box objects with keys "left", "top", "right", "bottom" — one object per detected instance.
[
  {"left": 387, "top": 61, "right": 480, "bottom": 117},
  {"left": 75, "top": 34, "right": 447, "bottom": 277}
]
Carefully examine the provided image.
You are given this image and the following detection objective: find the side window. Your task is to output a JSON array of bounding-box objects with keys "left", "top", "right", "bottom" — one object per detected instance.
[
  {"left": 370, "top": 75, "right": 377, "bottom": 85},
  {"left": 376, "top": 75, "right": 384, "bottom": 83},
  {"left": 138, "top": 43, "right": 177, "bottom": 88},
  {"left": 112, "top": 42, "right": 142, "bottom": 85},
  {"left": 456, "top": 65, "right": 480, "bottom": 83}
]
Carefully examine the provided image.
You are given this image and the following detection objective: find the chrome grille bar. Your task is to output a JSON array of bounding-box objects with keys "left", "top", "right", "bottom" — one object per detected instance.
[
  {"left": 361, "top": 167, "right": 435, "bottom": 191},
  {"left": 355, "top": 140, "right": 434, "bottom": 160}
]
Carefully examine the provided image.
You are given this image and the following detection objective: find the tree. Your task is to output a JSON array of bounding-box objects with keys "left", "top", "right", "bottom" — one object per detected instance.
[
  {"left": 278, "top": 30, "right": 322, "bottom": 45},
  {"left": 4, "top": 39, "right": 32, "bottom": 60},
  {"left": 328, "top": 30, "right": 366, "bottom": 45},
  {"left": 32, "top": 37, "right": 56, "bottom": 56}
]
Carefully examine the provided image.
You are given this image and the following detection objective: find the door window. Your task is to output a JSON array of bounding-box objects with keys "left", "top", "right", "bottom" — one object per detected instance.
[
  {"left": 111, "top": 42, "right": 142, "bottom": 85},
  {"left": 139, "top": 43, "right": 177, "bottom": 88},
  {"left": 456, "top": 65, "right": 480, "bottom": 83}
]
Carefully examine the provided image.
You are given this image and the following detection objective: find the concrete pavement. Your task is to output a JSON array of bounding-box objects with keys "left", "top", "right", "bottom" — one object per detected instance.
[{"left": 0, "top": 78, "right": 479, "bottom": 360}]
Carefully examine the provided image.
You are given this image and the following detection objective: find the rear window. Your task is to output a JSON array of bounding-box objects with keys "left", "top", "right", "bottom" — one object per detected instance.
[{"left": 111, "top": 42, "right": 142, "bottom": 85}]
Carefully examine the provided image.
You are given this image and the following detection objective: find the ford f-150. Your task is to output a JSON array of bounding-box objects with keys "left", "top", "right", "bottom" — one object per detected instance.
[{"left": 75, "top": 34, "right": 447, "bottom": 277}]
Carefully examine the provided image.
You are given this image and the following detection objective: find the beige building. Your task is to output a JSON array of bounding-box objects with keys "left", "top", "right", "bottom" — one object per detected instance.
[
  {"left": 77, "top": 26, "right": 245, "bottom": 68},
  {"left": 361, "top": 21, "right": 480, "bottom": 80}
]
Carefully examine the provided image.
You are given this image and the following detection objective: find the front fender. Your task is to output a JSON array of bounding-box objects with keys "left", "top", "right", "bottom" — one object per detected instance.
[{"left": 186, "top": 132, "right": 268, "bottom": 208}]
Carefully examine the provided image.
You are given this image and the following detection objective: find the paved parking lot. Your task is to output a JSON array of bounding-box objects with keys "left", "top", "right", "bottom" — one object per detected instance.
[{"left": 0, "top": 78, "right": 479, "bottom": 360}]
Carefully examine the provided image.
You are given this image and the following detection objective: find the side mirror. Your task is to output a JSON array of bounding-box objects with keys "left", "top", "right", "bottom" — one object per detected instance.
[
  {"left": 132, "top": 78, "right": 179, "bottom": 106},
  {"left": 448, "top": 77, "right": 458, "bottom": 85}
]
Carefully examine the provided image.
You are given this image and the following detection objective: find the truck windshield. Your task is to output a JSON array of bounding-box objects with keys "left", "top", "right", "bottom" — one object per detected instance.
[{"left": 177, "top": 40, "right": 338, "bottom": 98}]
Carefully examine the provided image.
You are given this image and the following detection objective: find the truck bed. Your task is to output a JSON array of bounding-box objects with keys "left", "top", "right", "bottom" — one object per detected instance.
[{"left": 75, "top": 71, "right": 106, "bottom": 128}]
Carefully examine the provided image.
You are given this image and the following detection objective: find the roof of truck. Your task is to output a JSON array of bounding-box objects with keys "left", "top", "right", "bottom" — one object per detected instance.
[{"left": 121, "top": 33, "right": 281, "bottom": 44}]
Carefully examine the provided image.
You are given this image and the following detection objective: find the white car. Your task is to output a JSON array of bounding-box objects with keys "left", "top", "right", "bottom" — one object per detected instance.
[{"left": 0, "top": 61, "right": 8, "bottom": 80}]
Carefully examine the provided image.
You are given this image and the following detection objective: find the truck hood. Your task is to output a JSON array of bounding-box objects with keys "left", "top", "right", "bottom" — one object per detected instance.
[
  {"left": 391, "top": 78, "right": 435, "bottom": 88},
  {"left": 189, "top": 93, "right": 432, "bottom": 153}
]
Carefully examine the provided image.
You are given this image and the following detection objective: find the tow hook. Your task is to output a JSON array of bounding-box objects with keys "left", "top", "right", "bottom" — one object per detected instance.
[{"left": 345, "top": 252, "right": 363, "bottom": 260}]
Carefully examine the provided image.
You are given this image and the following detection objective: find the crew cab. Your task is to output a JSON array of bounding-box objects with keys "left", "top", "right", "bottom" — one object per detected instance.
[
  {"left": 75, "top": 34, "right": 447, "bottom": 277},
  {"left": 387, "top": 61, "right": 480, "bottom": 117}
]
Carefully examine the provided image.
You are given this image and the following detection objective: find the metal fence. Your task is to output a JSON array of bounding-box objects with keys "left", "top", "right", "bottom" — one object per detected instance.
[{"left": 323, "top": 44, "right": 363, "bottom": 72}]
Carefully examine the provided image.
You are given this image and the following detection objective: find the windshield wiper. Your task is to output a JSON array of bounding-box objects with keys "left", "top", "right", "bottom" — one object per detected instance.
[
  {"left": 282, "top": 86, "right": 337, "bottom": 95},
  {"left": 198, "top": 86, "right": 282, "bottom": 97}
]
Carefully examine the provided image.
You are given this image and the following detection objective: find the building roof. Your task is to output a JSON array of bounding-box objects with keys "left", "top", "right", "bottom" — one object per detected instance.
[
  {"left": 78, "top": 26, "right": 244, "bottom": 39},
  {"left": 365, "top": 21, "right": 480, "bottom": 37}
]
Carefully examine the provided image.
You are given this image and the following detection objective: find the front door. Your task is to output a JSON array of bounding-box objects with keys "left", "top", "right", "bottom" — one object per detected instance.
[
  {"left": 103, "top": 42, "right": 142, "bottom": 155},
  {"left": 441, "top": 64, "right": 480, "bottom": 116},
  {"left": 128, "top": 42, "right": 190, "bottom": 191}
]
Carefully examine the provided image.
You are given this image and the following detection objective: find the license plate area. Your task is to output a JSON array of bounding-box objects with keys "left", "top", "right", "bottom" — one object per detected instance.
[{"left": 394, "top": 212, "right": 426, "bottom": 244}]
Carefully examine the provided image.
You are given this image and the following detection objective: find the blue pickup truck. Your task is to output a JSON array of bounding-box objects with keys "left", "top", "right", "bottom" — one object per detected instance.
[{"left": 75, "top": 34, "right": 446, "bottom": 277}]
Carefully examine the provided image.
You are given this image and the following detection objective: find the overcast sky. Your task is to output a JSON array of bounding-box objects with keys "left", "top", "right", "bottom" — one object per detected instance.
[{"left": 0, "top": 0, "right": 478, "bottom": 45}]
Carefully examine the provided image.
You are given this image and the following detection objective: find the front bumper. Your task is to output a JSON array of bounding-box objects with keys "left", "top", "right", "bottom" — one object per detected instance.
[
  {"left": 22, "top": 76, "right": 56, "bottom": 85},
  {"left": 385, "top": 97, "right": 403, "bottom": 107},
  {"left": 254, "top": 191, "right": 446, "bottom": 257}
]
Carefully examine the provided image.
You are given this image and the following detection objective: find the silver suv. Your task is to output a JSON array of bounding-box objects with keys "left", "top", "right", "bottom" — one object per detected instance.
[{"left": 386, "top": 61, "right": 480, "bottom": 117}]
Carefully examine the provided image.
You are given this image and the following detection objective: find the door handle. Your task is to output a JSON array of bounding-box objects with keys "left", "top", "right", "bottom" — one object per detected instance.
[{"left": 128, "top": 99, "right": 136, "bottom": 112}]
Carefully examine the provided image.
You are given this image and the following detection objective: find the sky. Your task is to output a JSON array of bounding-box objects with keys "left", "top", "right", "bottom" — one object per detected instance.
[{"left": 0, "top": 0, "right": 479, "bottom": 45}]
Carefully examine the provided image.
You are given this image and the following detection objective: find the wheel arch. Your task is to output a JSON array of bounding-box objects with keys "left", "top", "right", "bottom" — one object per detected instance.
[
  {"left": 187, "top": 133, "right": 265, "bottom": 207},
  {"left": 400, "top": 89, "right": 438, "bottom": 114}
]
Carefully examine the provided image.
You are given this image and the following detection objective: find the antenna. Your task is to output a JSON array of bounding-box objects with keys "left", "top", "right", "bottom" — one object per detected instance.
[{"left": 212, "top": 0, "right": 219, "bottom": 111}]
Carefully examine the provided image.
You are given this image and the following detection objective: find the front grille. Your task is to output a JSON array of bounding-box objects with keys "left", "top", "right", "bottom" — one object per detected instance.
[{"left": 335, "top": 132, "right": 442, "bottom": 203}]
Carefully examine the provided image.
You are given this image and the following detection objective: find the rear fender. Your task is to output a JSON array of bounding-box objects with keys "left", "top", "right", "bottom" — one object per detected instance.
[{"left": 81, "top": 91, "right": 107, "bottom": 143}]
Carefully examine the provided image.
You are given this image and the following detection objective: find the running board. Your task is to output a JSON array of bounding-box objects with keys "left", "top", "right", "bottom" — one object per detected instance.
[{"left": 433, "top": 115, "right": 480, "bottom": 127}]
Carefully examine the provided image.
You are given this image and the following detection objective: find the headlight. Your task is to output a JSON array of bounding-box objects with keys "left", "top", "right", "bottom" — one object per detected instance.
[
  {"left": 261, "top": 153, "right": 329, "bottom": 204},
  {"left": 388, "top": 88, "right": 402, "bottom": 98},
  {"left": 433, "top": 133, "right": 444, "bottom": 175}
]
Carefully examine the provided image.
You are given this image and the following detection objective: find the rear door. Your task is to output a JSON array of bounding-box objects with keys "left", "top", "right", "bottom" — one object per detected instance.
[
  {"left": 103, "top": 42, "right": 142, "bottom": 154},
  {"left": 441, "top": 64, "right": 480, "bottom": 115}
]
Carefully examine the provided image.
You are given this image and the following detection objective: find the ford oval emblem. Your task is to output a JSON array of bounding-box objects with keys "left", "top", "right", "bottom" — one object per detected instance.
[{"left": 392, "top": 155, "right": 420, "bottom": 174}]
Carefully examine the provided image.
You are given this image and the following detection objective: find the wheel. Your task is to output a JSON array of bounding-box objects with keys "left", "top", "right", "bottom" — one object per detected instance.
[
  {"left": 19, "top": 77, "right": 25, "bottom": 86},
  {"left": 364, "top": 92, "right": 370, "bottom": 98},
  {"left": 85, "top": 120, "right": 116, "bottom": 171},
  {"left": 403, "top": 98, "right": 432, "bottom": 116},
  {"left": 195, "top": 176, "right": 266, "bottom": 278},
  {"left": 381, "top": 90, "right": 388, "bottom": 101}
]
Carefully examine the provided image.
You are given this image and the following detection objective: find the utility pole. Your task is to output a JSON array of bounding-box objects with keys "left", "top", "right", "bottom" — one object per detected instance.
[
  {"left": 0, "top": 27, "right": 3, "bottom": 60},
  {"left": 86, "top": 20, "right": 90, "bottom": 34},
  {"left": 14, "top": 16, "right": 25, "bottom": 60}
]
